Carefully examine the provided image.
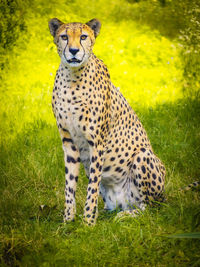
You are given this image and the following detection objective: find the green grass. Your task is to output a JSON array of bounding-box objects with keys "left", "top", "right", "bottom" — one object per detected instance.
[{"left": 0, "top": 0, "right": 200, "bottom": 266}]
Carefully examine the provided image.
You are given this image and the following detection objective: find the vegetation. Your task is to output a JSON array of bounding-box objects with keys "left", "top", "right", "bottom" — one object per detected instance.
[{"left": 0, "top": 0, "right": 200, "bottom": 266}]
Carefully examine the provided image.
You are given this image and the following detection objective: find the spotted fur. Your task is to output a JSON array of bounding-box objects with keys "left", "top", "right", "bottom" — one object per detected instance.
[
  {"left": 180, "top": 181, "right": 200, "bottom": 191},
  {"left": 49, "top": 18, "right": 166, "bottom": 225}
]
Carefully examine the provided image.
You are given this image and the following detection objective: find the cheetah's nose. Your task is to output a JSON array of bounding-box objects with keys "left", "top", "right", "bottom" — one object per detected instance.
[{"left": 69, "top": 48, "right": 79, "bottom": 56}]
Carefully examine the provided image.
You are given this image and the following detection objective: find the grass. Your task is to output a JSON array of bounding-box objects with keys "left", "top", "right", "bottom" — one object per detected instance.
[{"left": 0, "top": 0, "right": 200, "bottom": 266}]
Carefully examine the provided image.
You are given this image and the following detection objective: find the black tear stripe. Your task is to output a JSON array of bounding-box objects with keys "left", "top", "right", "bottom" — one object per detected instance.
[{"left": 63, "top": 41, "right": 69, "bottom": 62}]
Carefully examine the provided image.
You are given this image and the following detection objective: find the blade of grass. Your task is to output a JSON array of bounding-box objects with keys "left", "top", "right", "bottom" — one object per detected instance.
[{"left": 166, "top": 232, "right": 200, "bottom": 239}]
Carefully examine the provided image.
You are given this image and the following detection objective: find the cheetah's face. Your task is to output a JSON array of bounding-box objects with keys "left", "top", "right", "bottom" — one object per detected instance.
[{"left": 49, "top": 18, "right": 101, "bottom": 68}]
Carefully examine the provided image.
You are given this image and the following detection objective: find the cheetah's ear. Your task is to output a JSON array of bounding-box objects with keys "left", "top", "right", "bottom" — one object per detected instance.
[
  {"left": 86, "top": 19, "right": 101, "bottom": 38},
  {"left": 49, "top": 18, "right": 64, "bottom": 37}
]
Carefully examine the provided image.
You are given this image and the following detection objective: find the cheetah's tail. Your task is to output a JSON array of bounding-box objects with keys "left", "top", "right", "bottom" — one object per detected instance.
[{"left": 179, "top": 181, "right": 200, "bottom": 191}]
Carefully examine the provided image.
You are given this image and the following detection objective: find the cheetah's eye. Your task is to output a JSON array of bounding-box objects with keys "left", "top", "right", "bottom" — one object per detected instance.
[
  {"left": 61, "top": 35, "right": 68, "bottom": 41},
  {"left": 80, "top": 35, "right": 87, "bottom": 40}
]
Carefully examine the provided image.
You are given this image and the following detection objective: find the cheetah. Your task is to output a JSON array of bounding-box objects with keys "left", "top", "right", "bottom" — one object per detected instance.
[{"left": 49, "top": 18, "right": 166, "bottom": 225}]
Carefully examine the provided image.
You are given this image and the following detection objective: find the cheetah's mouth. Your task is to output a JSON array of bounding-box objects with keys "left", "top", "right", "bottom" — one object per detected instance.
[{"left": 67, "top": 58, "right": 82, "bottom": 64}]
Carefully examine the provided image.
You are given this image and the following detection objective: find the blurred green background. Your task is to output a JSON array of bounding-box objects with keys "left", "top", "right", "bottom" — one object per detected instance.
[
  {"left": 0, "top": 0, "right": 200, "bottom": 266},
  {"left": 0, "top": 0, "right": 200, "bottom": 141}
]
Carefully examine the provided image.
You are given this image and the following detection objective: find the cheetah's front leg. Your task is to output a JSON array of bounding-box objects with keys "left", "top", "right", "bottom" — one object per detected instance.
[
  {"left": 60, "top": 130, "right": 80, "bottom": 222},
  {"left": 83, "top": 143, "right": 104, "bottom": 225}
]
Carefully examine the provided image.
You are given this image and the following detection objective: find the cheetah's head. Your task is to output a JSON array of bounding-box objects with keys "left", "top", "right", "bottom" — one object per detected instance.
[{"left": 49, "top": 18, "right": 101, "bottom": 68}]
